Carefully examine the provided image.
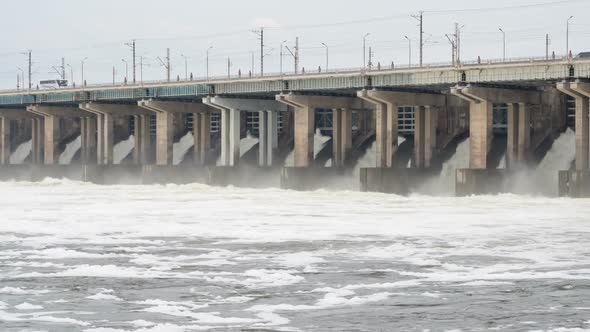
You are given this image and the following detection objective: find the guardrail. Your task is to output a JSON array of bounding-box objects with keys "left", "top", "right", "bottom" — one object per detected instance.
[{"left": 0, "top": 54, "right": 578, "bottom": 95}]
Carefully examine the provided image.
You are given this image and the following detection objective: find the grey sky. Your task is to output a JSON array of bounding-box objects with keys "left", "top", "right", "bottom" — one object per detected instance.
[{"left": 0, "top": 0, "right": 588, "bottom": 89}]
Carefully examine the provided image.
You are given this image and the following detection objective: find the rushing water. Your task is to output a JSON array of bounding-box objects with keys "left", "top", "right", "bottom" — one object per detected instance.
[
  {"left": 59, "top": 136, "right": 82, "bottom": 165},
  {"left": 0, "top": 180, "right": 589, "bottom": 332},
  {"left": 9, "top": 140, "right": 32, "bottom": 165}
]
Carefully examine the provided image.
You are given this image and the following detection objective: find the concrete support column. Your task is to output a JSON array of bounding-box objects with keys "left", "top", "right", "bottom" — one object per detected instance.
[
  {"left": 414, "top": 106, "right": 437, "bottom": 168},
  {"left": 103, "top": 113, "right": 114, "bottom": 165},
  {"left": 469, "top": 101, "right": 493, "bottom": 169},
  {"left": 139, "top": 115, "right": 151, "bottom": 164},
  {"left": 44, "top": 115, "right": 60, "bottom": 165},
  {"left": 575, "top": 96, "right": 589, "bottom": 170},
  {"left": 332, "top": 109, "right": 343, "bottom": 167},
  {"left": 86, "top": 117, "right": 97, "bottom": 164},
  {"left": 294, "top": 106, "right": 314, "bottom": 167},
  {"left": 80, "top": 117, "right": 88, "bottom": 164},
  {"left": 258, "top": 110, "right": 268, "bottom": 166},
  {"left": 424, "top": 106, "right": 437, "bottom": 168},
  {"left": 193, "top": 112, "right": 210, "bottom": 166},
  {"left": 132, "top": 115, "right": 141, "bottom": 165},
  {"left": 375, "top": 103, "right": 389, "bottom": 168},
  {"left": 220, "top": 109, "right": 240, "bottom": 166},
  {"left": 342, "top": 109, "right": 353, "bottom": 161},
  {"left": 155, "top": 111, "right": 173, "bottom": 166},
  {"left": 0, "top": 118, "right": 10, "bottom": 164},
  {"left": 31, "top": 118, "right": 43, "bottom": 164},
  {"left": 506, "top": 103, "right": 519, "bottom": 168},
  {"left": 517, "top": 103, "right": 531, "bottom": 163},
  {"left": 267, "top": 110, "right": 278, "bottom": 166}
]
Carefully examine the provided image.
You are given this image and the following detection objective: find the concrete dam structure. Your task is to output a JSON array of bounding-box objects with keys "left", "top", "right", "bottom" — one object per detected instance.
[{"left": 0, "top": 56, "right": 589, "bottom": 197}]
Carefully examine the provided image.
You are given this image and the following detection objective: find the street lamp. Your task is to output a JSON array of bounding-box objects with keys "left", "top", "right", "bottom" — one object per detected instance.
[
  {"left": 363, "top": 33, "right": 371, "bottom": 69},
  {"left": 404, "top": 36, "right": 412, "bottom": 67},
  {"left": 499, "top": 28, "right": 506, "bottom": 61},
  {"left": 206, "top": 46, "right": 213, "bottom": 80},
  {"left": 181, "top": 54, "right": 189, "bottom": 80},
  {"left": 121, "top": 59, "right": 129, "bottom": 82},
  {"left": 567, "top": 16, "right": 574, "bottom": 57},
  {"left": 322, "top": 42, "right": 329, "bottom": 72},
  {"left": 17, "top": 67, "right": 24, "bottom": 90},
  {"left": 81, "top": 57, "right": 88, "bottom": 86},
  {"left": 280, "top": 40, "right": 287, "bottom": 75}
]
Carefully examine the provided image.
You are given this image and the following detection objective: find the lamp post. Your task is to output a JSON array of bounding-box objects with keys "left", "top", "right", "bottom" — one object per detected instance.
[
  {"left": 280, "top": 40, "right": 287, "bottom": 75},
  {"left": 121, "top": 59, "right": 128, "bottom": 82},
  {"left": 206, "top": 46, "right": 213, "bottom": 80},
  {"left": 567, "top": 16, "right": 574, "bottom": 57},
  {"left": 499, "top": 28, "right": 506, "bottom": 61},
  {"left": 322, "top": 42, "right": 329, "bottom": 71},
  {"left": 404, "top": 36, "right": 412, "bottom": 67},
  {"left": 17, "top": 67, "right": 24, "bottom": 90},
  {"left": 81, "top": 57, "right": 88, "bottom": 86},
  {"left": 181, "top": 54, "right": 189, "bottom": 80},
  {"left": 363, "top": 33, "right": 371, "bottom": 69}
]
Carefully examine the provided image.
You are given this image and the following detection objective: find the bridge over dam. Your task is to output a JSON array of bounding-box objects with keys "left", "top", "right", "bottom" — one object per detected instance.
[{"left": 0, "top": 56, "right": 589, "bottom": 197}]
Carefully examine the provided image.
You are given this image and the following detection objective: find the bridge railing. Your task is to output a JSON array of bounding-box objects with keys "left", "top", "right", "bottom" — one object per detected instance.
[{"left": 0, "top": 54, "right": 575, "bottom": 94}]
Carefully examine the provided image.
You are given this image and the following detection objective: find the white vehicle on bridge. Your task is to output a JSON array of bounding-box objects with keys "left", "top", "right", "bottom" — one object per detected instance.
[{"left": 39, "top": 79, "right": 68, "bottom": 89}]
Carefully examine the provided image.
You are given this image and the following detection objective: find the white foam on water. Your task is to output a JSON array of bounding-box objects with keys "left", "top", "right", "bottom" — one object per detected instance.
[
  {"left": 0, "top": 287, "right": 51, "bottom": 295},
  {"left": 240, "top": 132, "right": 259, "bottom": 158},
  {"left": 314, "top": 129, "right": 330, "bottom": 159},
  {"left": 86, "top": 289, "right": 122, "bottom": 301},
  {"left": 416, "top": 138, "right": 470, "bottom": 196},
  {"left": 84, "top": 323, "right": 201, "bottom": 332},
  {"left": 15, "top": 302, "right": 44, "bottom": 310},
  {"left": 0, "top": 310, "right": 90, "bottom": 326},
  {"left": 113, "top": 135, "right": 135, "bottom": 165},
  {"left": 59, "top": 136, "right": 81, "bottom": 165},
  {"left": 173, "top": 132, "right": 194, "bottom": 165},
  {"left": 508, "top": 129, "right": 576, "bottom": 195},
  {"left": 9, "top": 140, "right": 32, "bottom": 164}
]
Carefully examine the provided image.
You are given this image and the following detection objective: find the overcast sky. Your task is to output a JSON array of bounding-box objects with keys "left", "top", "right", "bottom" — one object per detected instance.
[{"left": 0, "top": 0, "right": 588, "bottom": 89}]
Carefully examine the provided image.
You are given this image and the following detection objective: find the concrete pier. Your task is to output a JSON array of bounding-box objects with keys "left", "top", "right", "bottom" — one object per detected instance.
[
  {"left": 204, "top": 96, "right": 286, "bottom": 167},
  {"left": 80, "top": 103, "right": 150, "bottom": 165},
  {"left": 138, "top": 100, "right": 211, "bottom": 165},
  {"left": 558, "top": 82, "right": 590, "bottom": 170},
  {"left": 358, "top": 90, "right": 446, "bottom": 168},
  {"left": 27, "top": 105, "right": 87, "bottom": 165},
  {"left": 277, "top": 93, "right": 362, "bottom": 168}
]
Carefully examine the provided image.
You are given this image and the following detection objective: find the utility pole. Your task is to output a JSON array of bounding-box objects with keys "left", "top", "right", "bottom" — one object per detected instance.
[
  {"left": 499, "top": 27, "right": 506, "bottom": 61},
  {"left": 61, "top": 57, "right": 66, "bottom": 79},
  {"left": 227, "top": 57, "right": 232, "bottom": 78},
  {"left": 17, "top": 73, "right": 20, "bottom": 90},
  {"left": 455, "top": 23, "right": 463, "bottom": 65},
  {"left": 28, "top": 50, "right": 32, "bottom": 90},
  {"left": 252, "top": 28, "right": 265, "bottom": 76},
  {"left": 125, "top": 40, "right": 136, "bottom": 83},
  {"left": 368, "top": 47, "right": 373, "bottom": 70},
  {"left": 445, "top": 33, "right": 457, "bottom": 66},
  {"left": 567, "top": 16, "right": 574, "bottom": 57},
  {"left": 181, "top": 54, "right": 189, "bottom": 80},
  {"left": 285, "top": 37, "right": 300, "bottom": 74},
  {"left": 322, "top": 42, "right": 329, "bottom": 71},
  {"left": 363, "top": 33, "right": 370, "bottom": 69},
  {"left": 140, "top": 56, "right": 144, "bottom": 83},
  {"left": 81, "top": 57, "right": 87, "bottom": 86},
  {"left": 166, "top": 48, "right": 170, "bottom": 82},
  {"left": 412, "top": 11, "right": 424, "bottom": 67},
  {"left": 404, "top": 36, "right": 411, "bottom": 67},
  {"left": 112, "top": 66, "right": 116, "bottom": 85},
  {"left": 546, "top": 34, "right": 551, "bottom": 60},
  {"left": 156, "top": 48, "right": 171, "bottom": 82}
]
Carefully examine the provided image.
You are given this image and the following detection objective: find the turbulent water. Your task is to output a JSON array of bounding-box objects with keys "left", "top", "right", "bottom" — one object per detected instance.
[
  {"left": 59, "top": 136, "right": 82, "bottom": 165},
  {"left": 114, "top": 136, "right": 135, "bottom": 165},
  {"left": 1, "top": 180, "right": 589, "bottom": 332},
  {"left": 173, "top": 132, "right": 195, "bottom": 166},
  {"left": 9, "top": 140, "right": 32, "bottom": 164}
]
